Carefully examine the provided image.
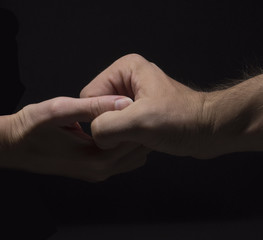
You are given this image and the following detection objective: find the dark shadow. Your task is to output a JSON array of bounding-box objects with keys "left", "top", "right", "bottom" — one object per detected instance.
[
  {"left": 1, "top": 4, "right": 263, "bottom": 240},
  {"left": 0, "top": 8, "right": 24, "bottom": 115},
  {"left": 0, "top": 8, "right": 56, "bottom": 240}
]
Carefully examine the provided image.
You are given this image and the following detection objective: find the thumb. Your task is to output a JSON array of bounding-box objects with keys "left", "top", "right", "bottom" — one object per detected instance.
[
  {"left": 91, "top": 102, "right": 144, "bottom": 149},
  {"left": 18, "top": 95, "right": 134, "bottom": 128}
]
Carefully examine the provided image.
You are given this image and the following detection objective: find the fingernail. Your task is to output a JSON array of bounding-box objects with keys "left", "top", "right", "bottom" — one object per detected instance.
[{"left": 114, "top": 97, "right": 133, "bottom": 110}]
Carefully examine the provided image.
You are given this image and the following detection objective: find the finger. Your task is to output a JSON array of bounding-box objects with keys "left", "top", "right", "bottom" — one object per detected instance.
[
  {"left": 111, "top": 146, "right": 150, "bottom": 175},
  {"left": 91, "top": 101, "right": 147, "bottom": 149},
  {"left": 23, "top": 95, "right": 133, "bottom": 128},
  {"left": 79, "top": 54, "right": 150, "bottom": 99},
  {"left": 81, "top": 142, "right": 141, "bottom": 163},
  {"left": 80, "top": 146, "right": 150, "bottom": 182},
  {"left": 68, "top": 142, "right": 143, "bottom": 182}
]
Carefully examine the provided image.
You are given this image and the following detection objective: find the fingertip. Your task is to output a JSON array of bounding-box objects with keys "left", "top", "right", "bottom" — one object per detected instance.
[{"left": 114, "top": 97, "right": 133, "bottom": 110}]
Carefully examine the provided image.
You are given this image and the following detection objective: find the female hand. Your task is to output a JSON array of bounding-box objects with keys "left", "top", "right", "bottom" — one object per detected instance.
[{"left": 0, "top": 95, "right": 148, "bottom": 181}]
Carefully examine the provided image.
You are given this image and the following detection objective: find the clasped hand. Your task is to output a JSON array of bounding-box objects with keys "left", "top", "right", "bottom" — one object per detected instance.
[{"left": 0, "top": 54, "right": 210, "bottom": 182}]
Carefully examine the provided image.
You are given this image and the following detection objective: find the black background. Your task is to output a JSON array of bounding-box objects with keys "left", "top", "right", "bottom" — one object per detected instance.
[{"left": 1, "top": 1, "right": 263, "bottom": 239}]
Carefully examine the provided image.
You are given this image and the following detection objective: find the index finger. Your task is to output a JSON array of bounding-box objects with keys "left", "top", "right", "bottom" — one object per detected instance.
[{"left": 23, "top": 95, "right": 133, "bottom": 128}]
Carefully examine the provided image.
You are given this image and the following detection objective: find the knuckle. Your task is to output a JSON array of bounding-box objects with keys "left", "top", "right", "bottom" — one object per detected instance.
[
  {"left": 121, "top": 53, "right": 148, "bottom": 68},
  {"left": 89, "top": 98, "right": 102, "bottom": 119},
  {"left": 9, "top": 107, "right": 30, "bottom": 144},
  {"left": 125, "top": 53, "right": 144, "bottom": 61},
  {"left": 48, "top": 97, "right": 68, "bottom": 118},
  {"left": 17, "top": 106, "right": 31, "bottom": 130},
  {"left": 136, "top": 104, "right": 157, "bottom": 130}
]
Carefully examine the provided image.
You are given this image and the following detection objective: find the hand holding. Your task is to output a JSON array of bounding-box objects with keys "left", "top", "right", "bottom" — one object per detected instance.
[
  {"left": 80, "top": 54, "right": 209, "bottom": 158},
  {"left": 0, "top": 95, "right": 148, "bottom": 181}
]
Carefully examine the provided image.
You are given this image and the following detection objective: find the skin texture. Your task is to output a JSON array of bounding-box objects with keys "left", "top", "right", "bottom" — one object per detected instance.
[
  {"left": 80, "top": 53, "right": 263, "bottom": 159},
  {"left": 202, "top": 74, "right": 263, "bottom": 157},
  {"left": 2, "top": 53, "right": 263, "bottom": 181},
  {"left": 0, "top": 95, "right": 149, "bottom": 182},
  {"left": 80, "top": 54, "right": 208, "bottom": 158}
]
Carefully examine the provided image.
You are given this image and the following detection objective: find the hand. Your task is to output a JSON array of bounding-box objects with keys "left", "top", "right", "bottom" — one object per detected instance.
[
  {"left": 0, "top": 95, "right": 149, "bottom": 181},
  {"left": 80, "top": 54, "right": 210, "bottom": 159}
]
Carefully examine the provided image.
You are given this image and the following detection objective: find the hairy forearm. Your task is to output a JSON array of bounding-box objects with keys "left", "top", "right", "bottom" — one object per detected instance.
[{"left": 203, "top": 74, "right": 263, "bottom": 157}]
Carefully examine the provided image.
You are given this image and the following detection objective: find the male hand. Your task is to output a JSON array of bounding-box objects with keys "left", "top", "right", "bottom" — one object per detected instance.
[
  {"left": 0, "top": 95, "right": 148, "bottom": 181},
  {"left": 80, "top": 54, "right": 210, "bottom": 159}
]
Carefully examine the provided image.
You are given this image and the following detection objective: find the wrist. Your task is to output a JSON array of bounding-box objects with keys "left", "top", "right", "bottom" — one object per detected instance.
[
  {"left": 201, "top": 75, "right": 263, "bottom": 157},
  {"left": 189, "top": 91, "right": 223, "bottom": 159},
  {"left": 200, "top": 90, "right": 239, "bottom": 158}
]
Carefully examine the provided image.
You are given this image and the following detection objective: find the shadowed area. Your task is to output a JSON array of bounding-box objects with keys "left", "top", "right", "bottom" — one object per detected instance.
[{"left": 1, "top": 2, "right": 263, "bottom": 239}]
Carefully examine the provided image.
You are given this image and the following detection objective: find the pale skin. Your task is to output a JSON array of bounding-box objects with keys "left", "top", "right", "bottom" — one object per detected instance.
[
  {"left": 0, "top": 95, "right": 148, "bottom": 182},
  {"left": 1, "top": 53, "right": 263, "bottom": 182}
]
